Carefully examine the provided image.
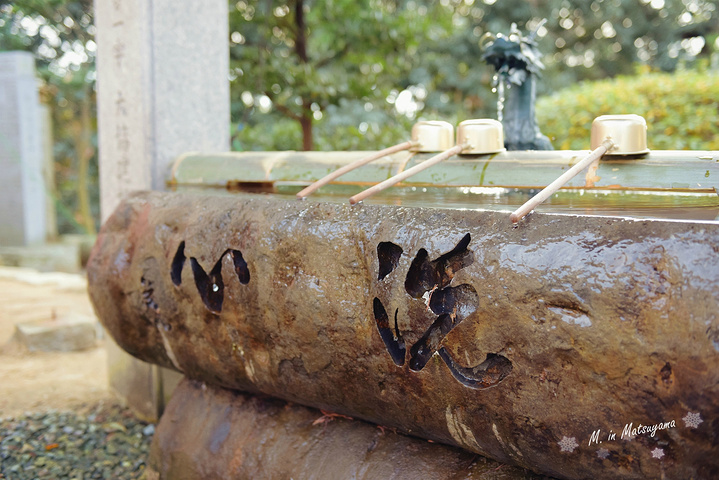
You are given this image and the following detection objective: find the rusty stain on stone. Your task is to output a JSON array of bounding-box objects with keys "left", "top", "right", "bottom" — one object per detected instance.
[{"left": 88, "top": 191, "right": 719, "bottom": 480}]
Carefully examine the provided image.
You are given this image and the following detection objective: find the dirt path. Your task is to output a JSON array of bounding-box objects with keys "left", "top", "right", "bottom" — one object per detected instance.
[{"left": 0, "top": 267, "right": 113, "bottom": 418}]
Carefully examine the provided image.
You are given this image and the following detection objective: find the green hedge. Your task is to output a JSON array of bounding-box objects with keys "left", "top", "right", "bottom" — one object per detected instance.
[{"left": 536, "top": 67, "right": 719, "bottom": 151}]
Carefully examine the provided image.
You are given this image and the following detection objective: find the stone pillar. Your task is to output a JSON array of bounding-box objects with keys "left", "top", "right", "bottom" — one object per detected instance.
[
  {"left": 0, "top": 52, "right": 47, "bottom": 246},
  {"left": 94, "top": 0, "right": 230, "bottom": 419}
]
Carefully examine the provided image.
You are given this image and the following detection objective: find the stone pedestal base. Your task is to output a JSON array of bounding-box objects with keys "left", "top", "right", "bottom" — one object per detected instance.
[{"left": 147, "top": 379, "right": 540, "bottom": 480}]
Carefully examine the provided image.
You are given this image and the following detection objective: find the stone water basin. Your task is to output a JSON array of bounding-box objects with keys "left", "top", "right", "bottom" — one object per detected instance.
[{"left": 88, "top": 167, "right": 719, "bottom": 479}]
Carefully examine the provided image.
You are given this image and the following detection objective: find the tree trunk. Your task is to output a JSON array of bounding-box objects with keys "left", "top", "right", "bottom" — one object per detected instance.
[
  {"left": 300, "top": 113, "right": 313, "bottom": 151},
  {"left": 294, "top": 0, "right": 313, "bottom": 151}
]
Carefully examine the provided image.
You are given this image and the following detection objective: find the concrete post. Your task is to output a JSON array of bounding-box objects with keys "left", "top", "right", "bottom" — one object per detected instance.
[
  {"left": 94, "top": 0, "right": 230, "bottom": 419},
  {"left": 0, "top": 52, "right": 47, "bottom": 247}
]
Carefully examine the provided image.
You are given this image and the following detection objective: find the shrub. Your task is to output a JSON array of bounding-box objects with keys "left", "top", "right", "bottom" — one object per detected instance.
[{"left": 536, "top": 66, "right": 719, "bottom": 151}]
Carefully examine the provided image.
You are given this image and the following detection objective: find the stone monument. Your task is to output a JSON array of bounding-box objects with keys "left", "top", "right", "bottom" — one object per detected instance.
[
  {"left": 0, "top": 51, "right": 47, "bottom": 246},
  {"left": 94, "top": 0, "right": 230, "bottom": 419}
]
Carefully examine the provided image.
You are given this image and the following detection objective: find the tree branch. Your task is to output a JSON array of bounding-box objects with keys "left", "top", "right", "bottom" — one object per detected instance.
[
  {"left": 315, "top": 43, "right": 350, "bottom": 69},
  {"left": 268, "top": 96, "right": 302, "bottom": 122}
]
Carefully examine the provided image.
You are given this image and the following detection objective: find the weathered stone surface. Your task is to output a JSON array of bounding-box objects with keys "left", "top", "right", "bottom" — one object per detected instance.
[
  {"left": 149, "top": 378, "right": 545, "bottom": 479},
  {"left": 14, "top": 313, "right": 98, "bottom": 352},
  {"left": 88, "top": 191, "right": 719, "bottom": 480}
]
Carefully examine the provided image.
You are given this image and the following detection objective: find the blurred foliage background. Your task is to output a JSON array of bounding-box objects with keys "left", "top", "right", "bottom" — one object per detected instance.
[
  {"left": 1, "top": 0, "right": 718, "bottom": 233},
  {"left": 0, "top": 0, "right": 96, "bottom": 234},
  {"left": 538, "top": 64, "right": 719, "bottom": 150}
]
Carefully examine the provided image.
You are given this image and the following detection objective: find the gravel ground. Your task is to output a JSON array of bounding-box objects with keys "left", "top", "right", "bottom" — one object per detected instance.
[{"left": 0, "top": 402, "right": 154, "bottom": 480}]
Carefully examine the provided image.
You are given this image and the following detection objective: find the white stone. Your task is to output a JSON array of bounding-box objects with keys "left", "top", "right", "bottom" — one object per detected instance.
[
  {"left": 94, "top": 0, "right": 230, "bottom": 219},
  {"left": 0, "top": 51, "right": 48, "bottom": 246}
]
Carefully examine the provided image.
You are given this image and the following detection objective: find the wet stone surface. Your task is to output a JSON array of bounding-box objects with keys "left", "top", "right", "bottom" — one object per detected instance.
[
  {"left": 88, "top": 191, "right": 719, "bottom": 480},
  {"left": 0, "top": 403, "right": 154, "bottom": 479}
]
